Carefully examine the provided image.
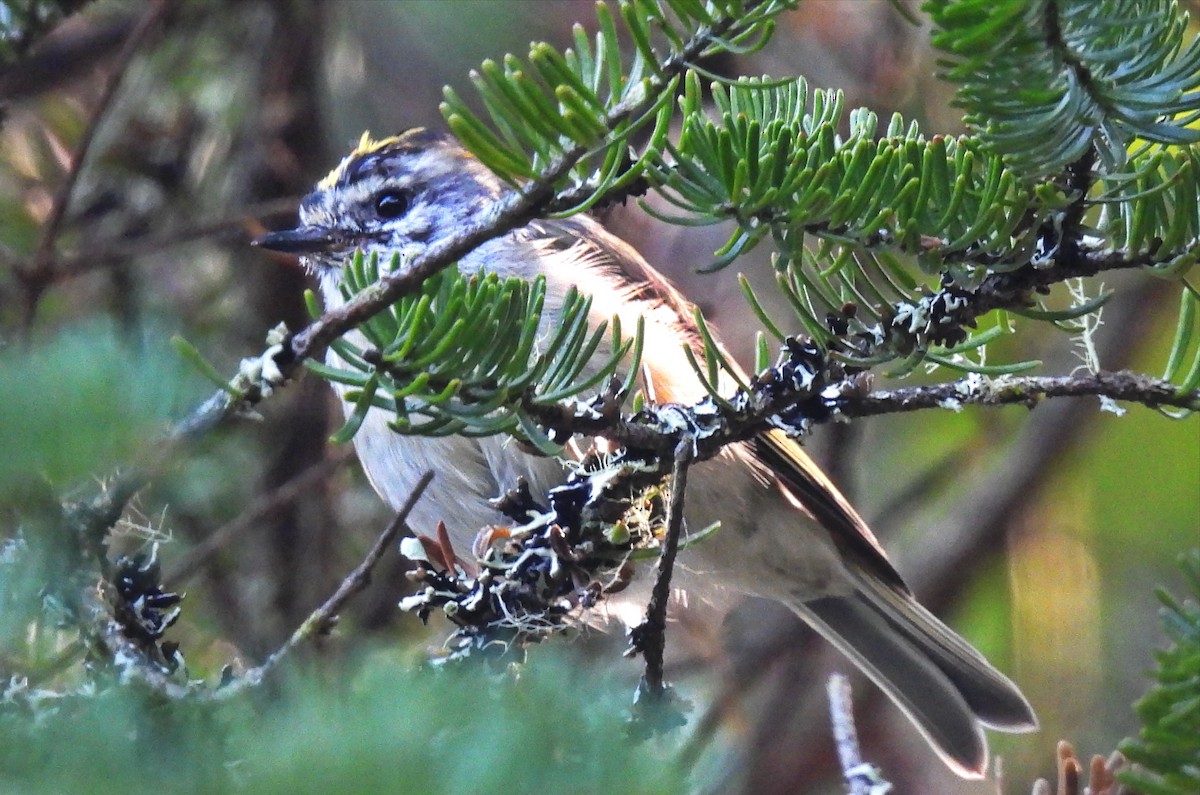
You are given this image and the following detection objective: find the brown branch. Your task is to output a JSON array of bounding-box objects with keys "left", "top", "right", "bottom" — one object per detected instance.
[
  {"left": 837, "top": 370, "right": 1199, "bottom": 417},
  {"left": 222, "top": 470, "right": 434, "bottom": 694},
  {"left": 24, "top": 196, "right": 304, "bottom": 285},
  {"left": 0, "top": 9, "right": 134, "bottom": 101},
  {"left": 533, "top": 368, "right": 1198, "bottom": 478},
  {"left": 90, "top": 470, "right": 433, "bottom": 700},
  {"left": 630, "top": 437, "right": 693, "bottom": 697}
]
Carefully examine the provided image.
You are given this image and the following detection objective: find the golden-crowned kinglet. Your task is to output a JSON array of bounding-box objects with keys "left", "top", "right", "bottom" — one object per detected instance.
[{"left": 255, "top": 128, "right": 1037, "bottom": 777}]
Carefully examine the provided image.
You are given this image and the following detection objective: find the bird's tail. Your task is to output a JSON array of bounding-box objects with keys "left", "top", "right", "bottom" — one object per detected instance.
[{"left": 787, "top": 576, "right": 1038, "bottom": 778}]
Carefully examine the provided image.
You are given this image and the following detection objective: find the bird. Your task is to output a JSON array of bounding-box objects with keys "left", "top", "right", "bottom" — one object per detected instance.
[{"left": 254, "top": 127, "right": 1037, "bottom": 778}]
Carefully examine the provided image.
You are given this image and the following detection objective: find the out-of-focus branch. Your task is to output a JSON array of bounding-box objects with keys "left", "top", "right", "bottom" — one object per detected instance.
[
  {"left": 14, "top": 0, "right": 168, "bottom": 331},
  {"left": 165, "top": 449, "right": 350, "bottom": 586},
  {"left": 899, "top": 280, "right": 1167, "bottom": 605},
  {"left": 0, "top": 3, "right": 119, "bottom": 94},
  {"left": 222, "top": 470, "right": 433, "bottom": 695},
  {"left": 18, "top": 196, "right": 303, "bottom": 286}
]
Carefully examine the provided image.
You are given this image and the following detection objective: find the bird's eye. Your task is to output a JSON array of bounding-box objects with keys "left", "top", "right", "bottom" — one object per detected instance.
[{"left": 373, "top": 189, "right": 411, "bottom": 219}]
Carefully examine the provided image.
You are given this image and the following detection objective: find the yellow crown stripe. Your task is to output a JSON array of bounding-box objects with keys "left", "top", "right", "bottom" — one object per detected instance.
[{"left": 316, "top": 129, "right": 428, "bottom": 190}]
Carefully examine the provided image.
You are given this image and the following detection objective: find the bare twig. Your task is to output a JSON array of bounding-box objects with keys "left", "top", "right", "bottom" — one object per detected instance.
[
  {"left": 828, "top": 673, "right": 892, "bottom": 795},
  {"left": 88, "top": 471, "right": 432, "bottom": 700},
  {"left": 631, "top": 437, "right": 694, "bottom": 697},
  {"left": 17, "top": 0, "right": 168, "bottom": 329},
  {"left": 25, "top": 196, "right": 303, "bottom": 285},
  {"left": 220, "top": 470, "right": 434, "bottom": 695},
  {"left": 550, "top": 368, "right": 1198, "bottom": 485},
  {"left": 837, "top": 370, "right": 1199, "bottom": 417},
  {"left": 0, "top": 11, "right": 136, "bottom": 101}
]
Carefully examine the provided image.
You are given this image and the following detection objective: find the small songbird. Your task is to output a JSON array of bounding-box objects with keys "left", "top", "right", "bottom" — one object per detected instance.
[{"left": 255, "top": 128, "right": 1037, "bottom": 777}]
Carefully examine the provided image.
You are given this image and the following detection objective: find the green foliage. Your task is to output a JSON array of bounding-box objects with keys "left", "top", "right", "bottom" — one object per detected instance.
[
  {"left": 1161, "top": 282, "right": 1200, "bottom": 399},
  {"left": 0, "top": 650, "right": 686, "bottom": 795},
  {"left": 435, "top": 0, "right": 1200, "bottom": 404},
  {"left": 0, "top": 323, "right": 199, "bottom": 656},
  {"left": 309, "top": 252, "right": 641, "bottom": 454},
  {"left": 439, "top": 0, "right": 797, "bottom": 209},
  {"left": 1118, "top": 550, "right": 1200, "bottom": 795},
  {"left": 653, "top": 75, "right": 1050, "bottom": 272},
  {"left": 1100, "top": 146, "right": 1200, "bottom": 265},
  {"left": 925, "top": 0, "right": 1200, "bottom": 176},
  {"left": 647, "top": 75, "right": 1070, "bottom": 377},
  {"left": 0, "top": 323, "right": 198, "bottom": 494}
]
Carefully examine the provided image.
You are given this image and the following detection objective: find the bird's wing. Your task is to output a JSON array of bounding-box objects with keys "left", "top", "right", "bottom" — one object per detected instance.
[
  {"left": 754, "top": 429, "right": 909, "bottom": 593},
  {"left": 531, "top": 215, "right": 910, "bottom": 594}
]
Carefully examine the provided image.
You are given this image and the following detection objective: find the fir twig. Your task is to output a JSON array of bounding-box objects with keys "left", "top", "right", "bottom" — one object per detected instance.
[
  {"left": 630, "top": 436, "right": 693, "bottom": 698},
  {"left": 828, "top": 674, "right": 891, "bottom": 795},
  {"left": 222, "top": 470, "right": 435, "bottom": 696}
]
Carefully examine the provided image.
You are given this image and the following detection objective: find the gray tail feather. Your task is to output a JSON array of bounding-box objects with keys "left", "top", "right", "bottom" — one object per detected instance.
[{"left": 788, "top": 582, "right": 1037, "bottom": 778}]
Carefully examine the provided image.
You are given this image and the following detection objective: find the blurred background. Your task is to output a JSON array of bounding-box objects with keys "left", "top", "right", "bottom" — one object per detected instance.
[{"left": 1, "top": 1, "right": 1197, "bottom": 792}]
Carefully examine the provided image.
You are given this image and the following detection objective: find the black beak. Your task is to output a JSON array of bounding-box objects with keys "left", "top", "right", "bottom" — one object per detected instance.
[{"left": 252, "top": 225, "right": 342, "bottom": 255}]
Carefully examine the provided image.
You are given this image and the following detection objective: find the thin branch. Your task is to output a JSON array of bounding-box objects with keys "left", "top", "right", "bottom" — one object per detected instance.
[
  {"left": 21, "top": 196, "right": 304, "bottom": 285},
  {"left": 0, "top": 10, "right": 136, "bottom": 101},
  {"left": 631, "top": 437, "right": 693, "bottom": 697},
  {"left": 835, "top": 370, "right": 1200, "bottom": 418},
  {"left": 90, "top": 470, "right": 433, "bottom": 701},
  {"left": 827, "top": 673, "right": 891, "bottom": 795},
  {"left": 946, "top": 243, "right": 1186, "bottom": 331},
  {"left": 217, "top": 470, "right": 434, "bottom": 697},
  {"left": 535, "top": 368, "right": 1199, "bottom": 468},
  {"left": 17, "top": 0, "right": 168, "bottom": 329}
]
